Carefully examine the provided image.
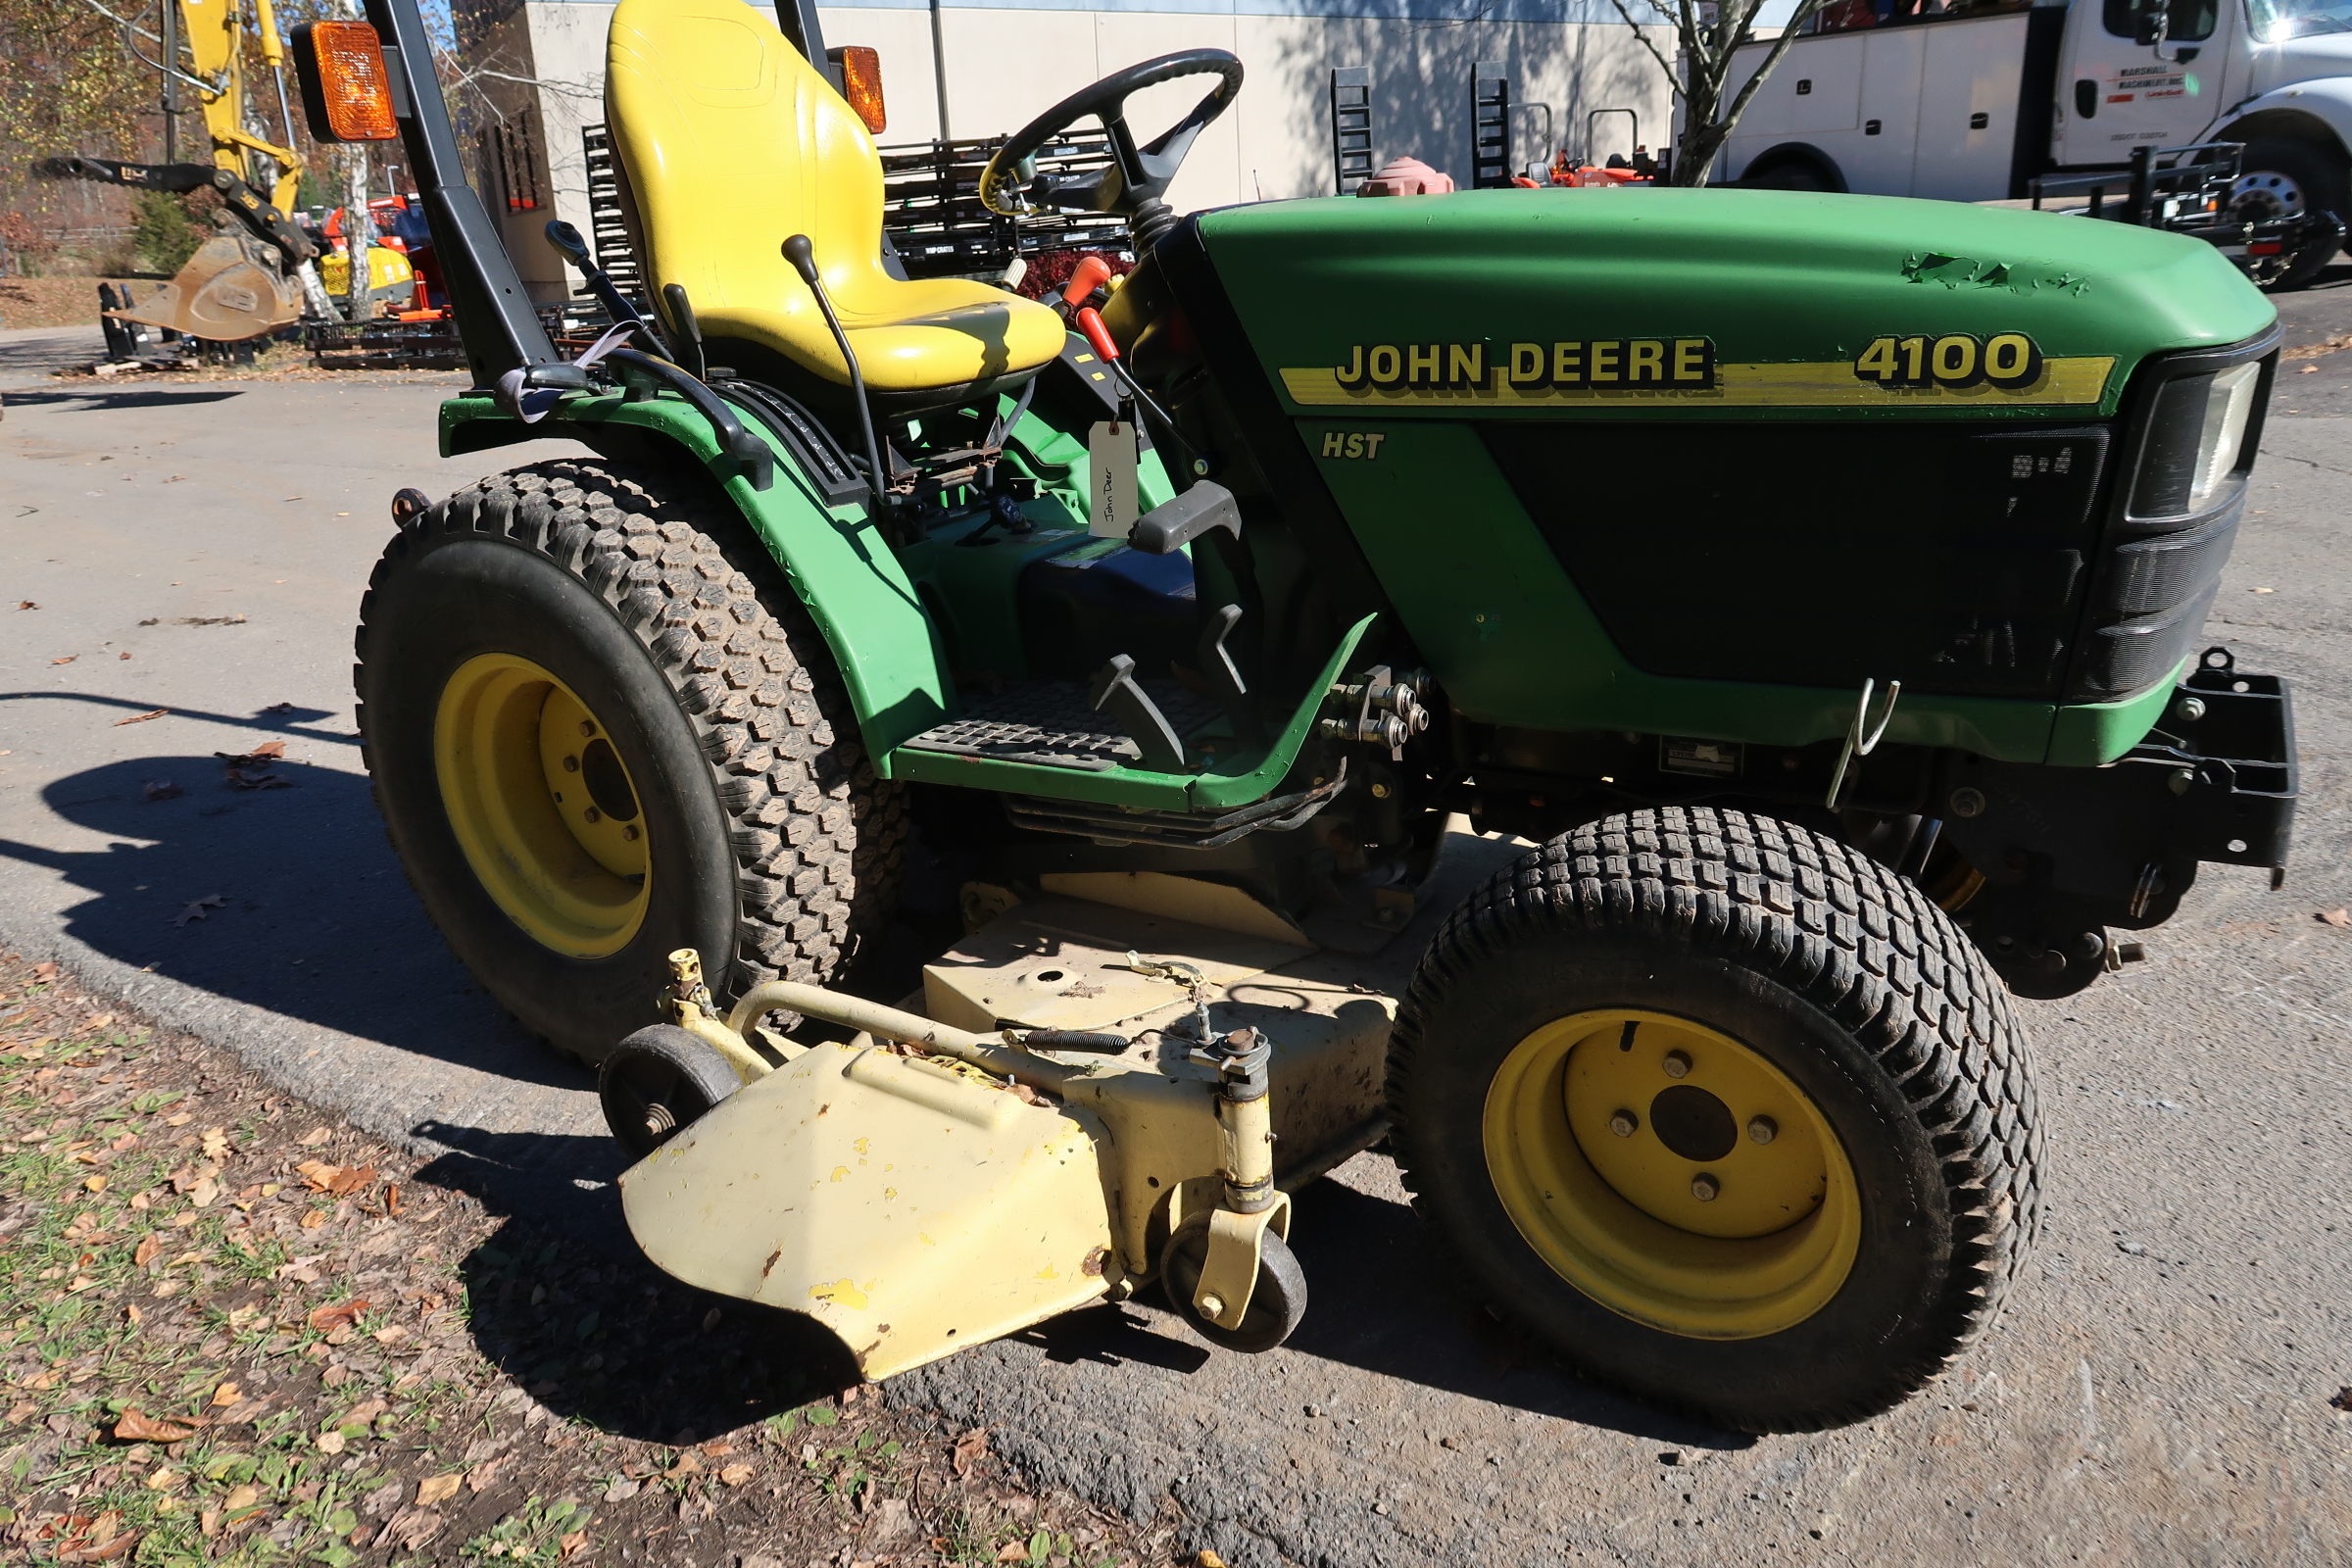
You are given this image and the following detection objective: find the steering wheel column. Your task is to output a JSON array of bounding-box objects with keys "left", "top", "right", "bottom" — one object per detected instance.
[{"left": 980, "top": 49, "right": 1244, "bottom": 255}]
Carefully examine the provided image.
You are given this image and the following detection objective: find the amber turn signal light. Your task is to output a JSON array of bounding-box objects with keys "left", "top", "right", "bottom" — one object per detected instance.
[
  {"left": 292, "top": 20, "right": 400, "bottom": 142},
  {"left": 828, "top": 46, "right": 886, "bottom": 134}
]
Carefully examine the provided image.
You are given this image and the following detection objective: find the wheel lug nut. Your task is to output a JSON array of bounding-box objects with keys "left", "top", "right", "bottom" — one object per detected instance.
[
  {"left": 584, "top": 807, "right": 602, "bottom": 823},
  {"left": 579, "top": 720, "right": 596, "bottom": 737},
  {"left": 1747, "top": 1115, "right": 1778, "bottom": 1145},
  {"left": 1608, "top": 1109, "right": 1639, "bottom": 1138},
  {"left": 564, "top": 755, "right": 580, "bottom": 772},
  {"left": 1662, "top": 1050, "right": 1691, "bottom": 1079},
  {"left": 621, "top": 824, "right": 639, "bottom": 841},
  {"left": 1690, "top": 1173, "right": 1720, "bottom": 1201},
  {"left": 1199, "top": 1294, "right": 1225, "bottom": 1318}
]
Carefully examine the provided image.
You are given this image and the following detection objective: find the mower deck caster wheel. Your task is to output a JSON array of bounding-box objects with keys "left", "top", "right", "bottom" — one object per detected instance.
[
  {"left": 1160, "top": 1214, "right": 1307, "bottom": 1352},
  {"left": 600, "top": 1024, "right": 740, "bottom": 1159}
]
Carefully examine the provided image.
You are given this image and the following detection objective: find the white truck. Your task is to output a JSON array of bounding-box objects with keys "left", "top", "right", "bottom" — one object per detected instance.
[{"left": 1716, "top": 0, "right": 2352, "bottom": 283}]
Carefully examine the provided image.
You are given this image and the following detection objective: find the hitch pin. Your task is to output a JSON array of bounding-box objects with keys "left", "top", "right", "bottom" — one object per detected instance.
[{"left": 1826, "top": 677, "right": 1900, "bottom": 809}]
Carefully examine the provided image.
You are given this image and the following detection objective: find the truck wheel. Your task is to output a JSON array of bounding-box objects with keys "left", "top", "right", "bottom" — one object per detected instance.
[
  {"left": 2230, "top": 139, "right": 2347, "bottom": 289},
  {"left": 356, "top": 459, "right": 906, "bottom": 1064},
  {"left": 1388, "top": 808, "right": 2040, "bottom": 1433}
]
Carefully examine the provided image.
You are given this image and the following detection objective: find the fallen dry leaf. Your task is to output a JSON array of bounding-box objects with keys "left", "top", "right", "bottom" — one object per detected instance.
[
  {"left": 112, "top": 1409, "right": 196, "bottom": 1444},
  {"left": 200, "top": 1128, "right": 230, "bottom": 1161},
  {"left": 560, "top": 1531, "right": 589, "bottom": 1559},
  {"left": 297, "top": 1127, "right": 331, "bottom": 1147},
  {"left": 718, "top": 1462, "right": 755, "bottom": 1487},
  {"left": 222, "top": 1485, "right": 259, "bottom": 1512},
  {"left": 113, "top": 708, "right": 168, "bottom": 726},
  {"left": 172, "top": 896, "right": 225, "bottom": 927},
  {"left": 186, "top": 1177, "right": 220, "bottom": 1208},
  {"left": 299, "top": 1209, "right": 325, "bottom": 1230},
  {"left": 213, "top": 740, "right": 287, "bottom": 767},
  {"left": 997, "top": 1543, "right": 1030, "bottom": 1563},
  {"left": 17, "top": 601, "right": 36, "bottom": 611},
  {"left": 415, "top": 1473, "right": 463, "bottom": 1508},
  {"left": 465, "top": 1454, "right": 508, "bottom": 1494},
  {"left": 33, "top": 960, "right": 59, "bottom": 980},
  {"left": 2320, "top": 908, "right": 2351, "bottom": 928},
  {"left": 52, "top": 655, "right": 75, "bottom": 664},
  {"left": 307, "top": 1298, "right": 369, "bottom": 1333},
  {"left": 132, "top": 1234, "right": 161, "bottom": 1268},
  {"left": 211, "top": 1383, "right": 241, "bottom": 1407},
  {"left": 953, "top": 1426, "right": 989, "bottom": 1478},
  {"left": 316, "top": 1430, "right": 345, "bottom": 1455},
  {"left": 378, "top": 1505, "right": 445, "bottom": 1552}
]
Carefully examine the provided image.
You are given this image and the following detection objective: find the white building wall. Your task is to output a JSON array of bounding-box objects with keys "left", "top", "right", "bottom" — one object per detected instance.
[{"left": 461, "top": 0, "right": 1672, "bottom": 299}]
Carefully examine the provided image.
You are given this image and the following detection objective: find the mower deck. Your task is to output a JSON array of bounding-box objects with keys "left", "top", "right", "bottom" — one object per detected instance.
[{"left": 619, "top": 831, "right": 1519, "bottom": 1379}]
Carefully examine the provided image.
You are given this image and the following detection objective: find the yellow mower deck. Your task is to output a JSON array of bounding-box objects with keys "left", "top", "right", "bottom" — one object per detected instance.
[{"left": 617, "top": 874, "right": 1440, "bottom": 1379}]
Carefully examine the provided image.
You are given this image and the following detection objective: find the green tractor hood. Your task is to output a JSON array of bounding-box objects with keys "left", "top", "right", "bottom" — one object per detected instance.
[{"left": 1200, "top": 188, "right": 2274, "bottom": 424}]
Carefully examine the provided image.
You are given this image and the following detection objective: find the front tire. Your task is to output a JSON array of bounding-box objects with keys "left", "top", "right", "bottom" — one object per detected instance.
[
  {"left": 356, "top": 459, "right": 906, "bottom": 1063},
  {"left": 1388, "top": 808, "right": 2040, "bottom": 1432}
]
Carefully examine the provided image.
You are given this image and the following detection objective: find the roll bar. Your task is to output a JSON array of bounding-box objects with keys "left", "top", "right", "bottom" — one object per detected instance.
[{"left": 364, "top": 0, "right": 828, "bottom": 388}]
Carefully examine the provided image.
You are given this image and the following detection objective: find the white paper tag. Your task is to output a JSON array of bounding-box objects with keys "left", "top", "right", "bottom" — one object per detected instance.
[{"left": 1088, "top": 420, "right": 1138, "bottom": 539}]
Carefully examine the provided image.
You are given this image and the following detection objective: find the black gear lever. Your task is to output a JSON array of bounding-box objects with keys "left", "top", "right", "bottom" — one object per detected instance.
[
  {"left": 783, "top": 233, "right": 894, "bottom": 528},
  {"left": 543, "top": 220, "right": 666, "bottom": 355}
]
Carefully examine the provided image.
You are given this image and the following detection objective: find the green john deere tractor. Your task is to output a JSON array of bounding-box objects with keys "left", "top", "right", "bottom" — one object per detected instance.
[{"left": 307, "top": 0, "right": 2295, "bottom": 1432}]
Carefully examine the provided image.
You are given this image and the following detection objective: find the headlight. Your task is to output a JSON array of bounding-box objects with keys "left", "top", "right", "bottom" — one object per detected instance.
[{"left": 2130, "top": 359, "right": 2264, "bottom": 518}]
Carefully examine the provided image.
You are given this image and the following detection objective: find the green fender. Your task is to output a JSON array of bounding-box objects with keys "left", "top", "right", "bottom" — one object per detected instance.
[{"left": 442, "top": 390, "right": 951, "bottom": 772}]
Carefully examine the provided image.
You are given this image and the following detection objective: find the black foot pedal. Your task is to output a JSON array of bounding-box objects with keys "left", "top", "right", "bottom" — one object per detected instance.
[
  {"left": 1197, "top": 603, "right": 1263, "bottom": 747},
  {"left": 1088, "top": 655, "right": 1188, "bottom": 772}
]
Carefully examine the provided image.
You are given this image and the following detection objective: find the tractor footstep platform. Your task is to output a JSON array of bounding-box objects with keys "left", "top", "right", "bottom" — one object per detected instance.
[{"left": 905, "top": 679, "right": 1222, "bottom": 771}]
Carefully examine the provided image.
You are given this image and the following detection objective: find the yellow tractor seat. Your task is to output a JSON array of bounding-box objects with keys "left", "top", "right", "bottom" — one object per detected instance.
[{"left": 605, "top": 0, "right": 1066, "bottom": 411}]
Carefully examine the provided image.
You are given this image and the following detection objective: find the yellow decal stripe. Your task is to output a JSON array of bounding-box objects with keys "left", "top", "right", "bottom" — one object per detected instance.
[{"left": 1278, "top": 357, "right": 2116, "bottom": 409}]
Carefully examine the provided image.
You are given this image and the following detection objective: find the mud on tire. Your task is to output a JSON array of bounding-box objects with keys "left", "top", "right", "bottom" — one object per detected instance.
[
  {"left": 355, "top": 458, "right": 907, "bottom": 1062},
  {"left": 1387, "top": 807, "right": 2041, "bottom": 1432}
]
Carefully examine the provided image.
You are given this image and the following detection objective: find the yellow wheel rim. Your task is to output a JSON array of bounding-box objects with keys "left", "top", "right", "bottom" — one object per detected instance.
[
  {"left": 1483, "top": 1009, "right": 1861, "bottom": 1340},
  {"left": 433, "top": 653, "right": 651, "bottom": 958}
]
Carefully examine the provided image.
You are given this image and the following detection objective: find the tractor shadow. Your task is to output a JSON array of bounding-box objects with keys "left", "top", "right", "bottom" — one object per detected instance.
[
  {"left": 1282, "top": 1171, "right": 1752, "bottom": 1447},
  {"left": 0, "top": 727, "right": 584, "bottom": 1092},
  {"left": 409, "top": 1129, "right": 863, "bottom": 1445}
]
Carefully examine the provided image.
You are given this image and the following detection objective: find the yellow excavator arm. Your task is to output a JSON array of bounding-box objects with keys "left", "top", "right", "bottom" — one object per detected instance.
[{"left": 177, "top": 0, "right": 304, "bottom": 217}]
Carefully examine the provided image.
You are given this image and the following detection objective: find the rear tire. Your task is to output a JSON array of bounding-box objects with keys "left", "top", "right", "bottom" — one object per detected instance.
[
  {"left": 355, "top": 459, "right": 907, "bottom": 1063},
  {"left": 1388, "top": 808, "right": 2040, "bottom": 1432}
]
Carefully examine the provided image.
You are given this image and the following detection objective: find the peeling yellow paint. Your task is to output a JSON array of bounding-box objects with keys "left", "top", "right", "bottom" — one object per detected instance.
[
  {"left": 1036, "top": 1265, "right": 1058, "bottom": 1280},
  {"left": 809, "top": 1278, "right": 868, "bottom": 1310},
  {"left": 855, "top": 1138, "right": 869, "bottom": 1154},
  {"left": 830, "top": 1166, "right": 850, "bottom": 1183},
  {"left": 883, "top": 1188, "right": 898, "bottom": 1200}
]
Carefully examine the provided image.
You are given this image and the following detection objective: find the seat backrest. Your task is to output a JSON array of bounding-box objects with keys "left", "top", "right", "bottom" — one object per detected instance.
[{"left": 606, "top": 0, "right": 886, "bottom": 366}]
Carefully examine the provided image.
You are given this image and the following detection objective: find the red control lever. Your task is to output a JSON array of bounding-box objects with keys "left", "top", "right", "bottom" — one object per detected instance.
[
  {"left": 1075, "top": 306, "right": 1119, "bottom": 364},
  {"left": 1061, "top": 254, "right": 1114, "bottom": 307}
]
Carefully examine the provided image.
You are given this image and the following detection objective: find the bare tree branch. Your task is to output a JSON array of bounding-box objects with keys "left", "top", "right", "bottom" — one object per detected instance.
[{"left": 1603, "top": 0, "right": 1689, "bottom": 102}]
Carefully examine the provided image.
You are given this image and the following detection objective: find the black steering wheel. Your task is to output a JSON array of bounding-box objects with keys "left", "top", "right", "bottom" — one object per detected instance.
[{"left": 978, "top": 49, "right": 1244, "bottom": 227}]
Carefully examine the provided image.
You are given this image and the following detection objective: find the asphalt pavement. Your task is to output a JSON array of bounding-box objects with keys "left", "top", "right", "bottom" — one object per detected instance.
[{"left": 2, "top": 294, "right": 2348, "bottom": 1566}]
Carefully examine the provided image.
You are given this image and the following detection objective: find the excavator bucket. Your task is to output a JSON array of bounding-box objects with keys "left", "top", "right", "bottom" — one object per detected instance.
[{"left": 110, "top": 233, "right": 302, "bottom": 342}]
